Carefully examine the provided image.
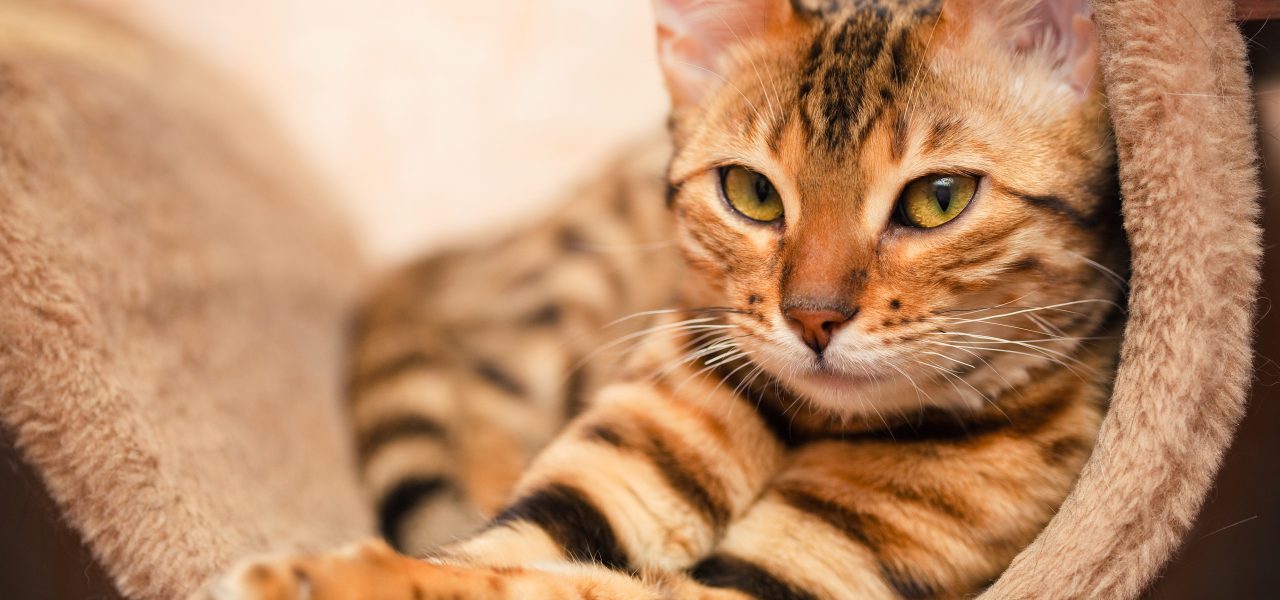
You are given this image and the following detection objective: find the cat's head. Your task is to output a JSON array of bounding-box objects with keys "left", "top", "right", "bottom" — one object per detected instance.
[{"left": 655, "top": 0, "right": 1125, "bottom": 417}]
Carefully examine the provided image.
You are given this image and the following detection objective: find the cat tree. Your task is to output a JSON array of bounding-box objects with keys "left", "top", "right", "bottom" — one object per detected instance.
[{"left": 0, "top": 0, "right": 1266, "bottom": 598}]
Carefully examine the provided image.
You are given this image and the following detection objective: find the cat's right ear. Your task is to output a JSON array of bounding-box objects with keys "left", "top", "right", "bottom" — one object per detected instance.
[{"left": 653, "top": 0, "right": 794, "bottom": 108}]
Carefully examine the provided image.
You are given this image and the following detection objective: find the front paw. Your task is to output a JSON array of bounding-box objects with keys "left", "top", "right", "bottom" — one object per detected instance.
[{"left": 193, "top": 539, "right": 418, "bottom": 600}]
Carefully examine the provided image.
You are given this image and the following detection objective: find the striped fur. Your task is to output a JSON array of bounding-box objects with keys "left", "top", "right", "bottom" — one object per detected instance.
[
  {"left": 347, "top": 136, "right": 681, "bottom": 553},
  {"left": 202, "top": 0, "right": 1131, "bottom": 598}
]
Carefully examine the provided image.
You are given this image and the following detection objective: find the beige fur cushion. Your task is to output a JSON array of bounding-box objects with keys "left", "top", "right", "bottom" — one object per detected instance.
[{"left": 0, "top": 4, "right": 372, "bottom": 599}]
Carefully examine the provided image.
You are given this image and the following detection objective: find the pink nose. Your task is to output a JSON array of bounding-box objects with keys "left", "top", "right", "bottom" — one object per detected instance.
[{"left": 785, "top": 307, "right": 853, "bottom": 354}]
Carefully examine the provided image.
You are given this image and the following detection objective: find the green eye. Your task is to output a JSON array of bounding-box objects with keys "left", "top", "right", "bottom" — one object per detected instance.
[
  {"left": 896, "top": 175, "right": 978, "bottom": 228},
  {"left": 720, "top": 165, "right": 784, "bottom": 223}
]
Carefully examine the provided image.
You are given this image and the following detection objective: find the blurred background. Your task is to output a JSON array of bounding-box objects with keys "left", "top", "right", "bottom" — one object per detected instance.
[
  {"left": 1, "top": 2, "right": 1276, "bottom": 598},
  {"left": 88, "top": 0, "right": 671, "bottom": 267}
]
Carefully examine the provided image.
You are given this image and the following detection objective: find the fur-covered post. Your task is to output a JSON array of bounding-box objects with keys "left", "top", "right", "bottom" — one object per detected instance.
[{"left": 982, "top": 0, "right": 1263, "bottom": 597}]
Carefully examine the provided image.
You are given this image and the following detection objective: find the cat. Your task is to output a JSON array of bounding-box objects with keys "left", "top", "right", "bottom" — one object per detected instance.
[{"left": 200, "top": 0, "right": 1129, "bottom": 597}]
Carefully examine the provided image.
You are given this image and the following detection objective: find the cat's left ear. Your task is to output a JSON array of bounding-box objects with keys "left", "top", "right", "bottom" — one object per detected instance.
[
  {"left": 653, "top": 0, "right": 795, "bottom": 108},
  {"left": 948, "top": 0, "right": 1098, "bottom": 96}
]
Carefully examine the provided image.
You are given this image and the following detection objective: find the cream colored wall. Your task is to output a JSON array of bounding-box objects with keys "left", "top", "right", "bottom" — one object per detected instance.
[{"left": 90, "top": 0, "right": 669, "bottom": 266}]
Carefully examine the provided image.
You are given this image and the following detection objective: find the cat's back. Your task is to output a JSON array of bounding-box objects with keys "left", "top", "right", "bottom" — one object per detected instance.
[{"left": 346, "top": 130, "right": 682, "bottom": 552}]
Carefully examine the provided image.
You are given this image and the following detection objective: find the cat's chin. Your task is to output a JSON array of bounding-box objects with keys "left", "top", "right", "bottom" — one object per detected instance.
[
  {"left": 795, "top": 366, "right": 884, "bottom": 390},
  {"left": 766, "top": 359, "right": 977, "bottom": 418}
]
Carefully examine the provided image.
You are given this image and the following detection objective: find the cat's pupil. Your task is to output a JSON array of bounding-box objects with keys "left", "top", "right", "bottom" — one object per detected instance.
[
  {"left": 754, "top": 175, "right": 773, "bottom": 204},
  {"left": 933, "top": 178, "right": 953, "bottom": 212}
]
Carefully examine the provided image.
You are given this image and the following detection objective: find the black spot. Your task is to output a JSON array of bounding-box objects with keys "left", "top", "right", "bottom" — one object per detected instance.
[
  {"left": 558, "top": 227, "right": 590, "bottom": 252},
  {"left": 523, "top": 303, "right": 563, "bottom": 326},
  {"left": 492, "top": 483, "right": 631, "bottom": 571},
  {"left": 748, "top": 295, "right": 761, "bottom": 305},
  {"left": 690, "top": 554, "right": 818, "bottom": 600},
  {"left": 474, "top": 359, "right": 526, "bottom": 397},
  {"left": 379, "top": 477, "right": 449, "bottom": 549},
  {"left": 889, "top": 299, "right": 901, "bottom": 310}
]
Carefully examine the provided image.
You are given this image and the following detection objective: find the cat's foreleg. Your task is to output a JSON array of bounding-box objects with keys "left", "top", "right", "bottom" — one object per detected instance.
[{"left": 198, "top": 379, "right": 787, "bottom": 599}]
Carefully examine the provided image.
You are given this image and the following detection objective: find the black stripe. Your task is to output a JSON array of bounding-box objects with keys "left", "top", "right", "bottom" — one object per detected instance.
[
  {"left": 378, "top": 477, "right": 449, "bottom": 550},
  {"left": 640, "top": 424, "right": 732, "bottom": 529},
  {"left": 492, "top": 483, "right": 630, "bottom": 570},
  {"left": 776, "top": 486, "right": 879, "bottom": 550},
  {"left": 563, "top": 368, "right": 588, "bottom": 420},
  {"left": 822, "top": 13, "right": 889, "bottom": 150},
  {"left": 880, "top": 564, "right": 937, "bottom": 600},
  {"left": 689, "top": 554, "right": 818, "bottom": 600},
  {"left": 796, "top": 22, "right": 829, "bottom": 139},
  {"left": 1011, "top": 192, "right": 1096, "bottom": 229},
  {"left": 583, "top": 423, "right": 626, "bottom": 447},
  {"left": 749, "top": 394, "right": 801, "bottom": 447},
  {"left": 581, "top": 422, "right": 731, "bottom": 529},
  {"left": 351, "top": 350, "right": 433, "bottom": 392},
  {"left": 473, "top": 359, "right": 526, "bottom": 397},
  {"left": 358, "top": 415, "right": 446, "bottom": 461},
  {"left": 776, "top": 487, "right": 938, "bottom": 599}
]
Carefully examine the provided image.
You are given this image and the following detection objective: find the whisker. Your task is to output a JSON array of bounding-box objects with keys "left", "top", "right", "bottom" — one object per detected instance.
[
  {"left": 913, "top": 358, "right": 1012, "bottom": 423},
  {"left": 1065, "top": 250, "right": 1128, "bottom": 290},
  {"left": 567, "top": 318, "right": 734, "bottom": 378},
  {"left": 936, "top": 299, "right": 1122, "bottom": 325},
  {"left": 673, "top": 59, "right": 763, "bottom": 123},
  {"left": 924, "top": 340, "right": 1087, "bottom": 380}
]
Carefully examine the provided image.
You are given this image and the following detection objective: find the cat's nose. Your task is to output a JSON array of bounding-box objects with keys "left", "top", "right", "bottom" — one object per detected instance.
[{"left": 784, "top": 307, "right": 854, "bottom": 355}]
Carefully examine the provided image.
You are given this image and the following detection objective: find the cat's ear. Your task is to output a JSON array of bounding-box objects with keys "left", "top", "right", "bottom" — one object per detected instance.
[
  {"left": 653, "top": 0, "right": 794, "bottom": 107},
  {"left": 947, "top": 0, "right": 1098, "bottom": 96}
]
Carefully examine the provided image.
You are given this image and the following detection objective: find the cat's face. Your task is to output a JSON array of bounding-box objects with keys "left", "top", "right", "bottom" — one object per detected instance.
[{"left": 660, "top": 0, "right": 1125, "bottom": 417}]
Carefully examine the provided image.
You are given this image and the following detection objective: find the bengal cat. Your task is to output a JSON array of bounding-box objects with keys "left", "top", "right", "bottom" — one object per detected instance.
[{"left": 202, "top": 0, "right": 1127, "bottom": 597}]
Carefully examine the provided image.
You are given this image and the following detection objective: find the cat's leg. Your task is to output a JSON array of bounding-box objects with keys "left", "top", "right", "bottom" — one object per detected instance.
[
  {"left": 200, "top": 373, "right": 788, "bottom": 599},
  {"left": 199, "top": 538, "right": 783, "bottom": 600},
  {"left": 198, "top": 540, "right": 672, "bottom": 600}
]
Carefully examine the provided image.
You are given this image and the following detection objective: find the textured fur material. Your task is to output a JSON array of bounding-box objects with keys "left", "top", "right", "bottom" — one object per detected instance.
[
  {"left": 982, "top": 0, "right": 1262, "bottom": 597},
  {"left": 0, "top": 3, "right": 373, "bottom": 599}
]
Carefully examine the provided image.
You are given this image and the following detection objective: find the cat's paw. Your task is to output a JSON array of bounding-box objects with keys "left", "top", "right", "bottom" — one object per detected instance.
[{"left": 193, "top": 539, "right": 433, "bottom": 600}]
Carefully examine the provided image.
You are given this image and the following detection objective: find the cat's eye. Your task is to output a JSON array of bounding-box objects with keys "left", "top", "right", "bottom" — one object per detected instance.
[
  {"left": 895, "top": 174, "right": 978, "bottom": 229},
  {"left": 720, "top": 165, "right": 784, "bottom": 223}
]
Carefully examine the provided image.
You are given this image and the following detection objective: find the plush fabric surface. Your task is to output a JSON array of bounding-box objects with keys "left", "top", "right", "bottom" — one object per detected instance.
[
  {"left": 983, "top": 0, "right": 1262, "bottom": 597},
  {"left": 0, "top": 3, "right": 372, "bottom": 599},
  {"left": 0, "top": 0, "right": 1263, "bottom": 599}
]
